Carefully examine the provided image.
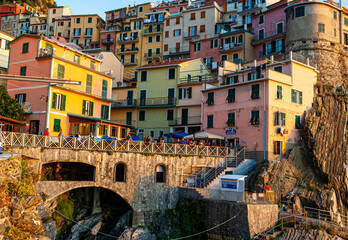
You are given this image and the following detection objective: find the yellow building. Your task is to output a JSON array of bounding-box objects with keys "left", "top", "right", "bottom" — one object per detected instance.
[
  {"left": 70, "top": 14, "right": 105, "bottom": 49},
  {"left": 0, "top": 31, "right": 14, "bottom": 86},
  {"left": 7, "top": 35, "right": 130, "bottom": 138}
]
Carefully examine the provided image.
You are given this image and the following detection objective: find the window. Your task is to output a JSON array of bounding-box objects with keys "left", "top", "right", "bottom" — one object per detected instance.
[
  {"left": 176, "top": 17, "right": 180, "bottom": 24},
  {"left": 250, "top": 110, "right": 260, "bottom": 125},
  {"left": 194, "top": 43, "right": 201, "bottom": 52},
  {"left": 57, "top": 64, "right": 65, "bottom": 79},
  {"left": 211, "top": 39, "right": 218, "bottom": 48},
  {"left": 168, "top": 68, "right": 176, "bottom": 79},
  {"left": 273, "top": 141, "right": 283, "bottom": 155},
  {"left": 165, "top": 31, "right": 169, "bottom": 38},
  {"left": 22, "top": 42, "right": 29, "bottom": 53},
  {"left": 258, "top": 15, "right": 264, "bottom": 25},
  {"left": 167, "top": 109, "right": 174, "bottom": 121},
  {"left": 291, "top": 89, "right": 302, "bottom": 104},
  {"left": 159, "top": 130, "right": 164, "bottom": 138},
  {"left": 101, "top": 104, "right": 110, "bottom": 120},
  {"left": 156, "top": 48, "right": 160, "bottom": 55},
  {"left": 76, "top": 18, "right": 80, "bottom": 23},
  {"left": 53, "top": 119, "right": 61, "bottom": 132},
  {"left": 115, "top": 163, "right": 126, "bottom": 182},
  {"left": 164, "top": 44, "right": 168, "bottom": 51},
  {"left": 15, "top": 94, "right": 26, "bottom": 104},
  {"left": 88, "top": 17, "right": 92, "bottom": 23},
  {"left": 274, "top": 112, "right": 286, "bottom": 126},
  {"left": 207, "top": 115, "right": 214, "bottom": 128},
  {"left": 200, "top": 25, "right": 205, "bottom": 33},
  {"left": 258, "top": 29, "right": 264, "bottom": 40},
  {"left": 139, "top": 110, "right": 146, "bottom": 121},
  {"left": 201, "top": 11, "right": 205, "bottom": 18},
  {"left": 0, "top": 39, "right": 7, "bottom": 49},
  {"left": 156, "top": 35, "right": 161, "bottom": 42},
  {"left": 277, "top": 22, "right": 283, "bottom": 34},
  {"left": 138, "top": 129, "right": 144, "bottom": 139},
  {"left": 226, "top": 88, "right": 236, "bottom": 103},
  {"left": 53, "top": 9, "right": 56, "bottom": 14},
  {"left": 141, "top": 71, "right": 147, "bottom": 82},
  {"left": 226, "top": 76, "right": 238, "bottom": 85},
  {"left": 318, "top": 23, "right": 325, "bottom": 33},
  {"left": 276, "top": 85, "right": 283, "bottom": 99},
  {"left": 334, "top": 11, "right": 337, "bottom": 20},
  {"left": 295, "top": 115, "right": 303, "bottom": 129},
  {"left": 111, "top": 127, "right": 117, "bottom": 137},
  {"left": 221, "top": 55, "right": 228, "bottom": 62},
  {"left": 345, "top": 33, "right": 348, "bottom": 45},
  {"left": 82, "top": 100, "right": 94, "bottom": 116},
  {"left": 156, "top": 165, "right": 166, "bottom": 183},
  {"left": 99, "top": 125, "right": 108, "bottom": 136},
  {"left": 85, "top": 28, "right": 93, "bottom": 36},
  {"left": 102, "top": 80, "right": 108, "bottom": 98},
  {"left": 274, "top": 66, "right": 283, "bottom": 73},
  {"left": 179, "top": 87, "right": 192, "bottom": 100},
  {"left": 20, "top": 66, "right": 26, "bottom": 76},
  {"left": 190, "top": 13, "right": 195, "bottom": 20},
  {"left": 226, "top": 112, "right": 235, "bottom": 127},
  {"left": 295, "top": 6, "right": 305, "bottom": 18},
  {"left": 74, "top": 55, "right": 80, "bottom": 64},
  {"left": 174, "top": 29, "right": 181, "bottom": 36},
  {"left": 345, "top": 18, "right": 348, "bottom": 26},
  {"left": 148, "top": 36, "right": 153, "bottom": 43},
  {"left": 206, "top": 92, "right": 214, "bottom": 105},
  {"left": 149, "top": 130, "right": 155, "bottom": 138},
  {"left": 251, "top": 84, "right": 260, "bottom": 99},
  {"left": 52, "top": 93, "right": 66, "bottom": 111},
  {"left": 86, "top": 74, "right": 92, "bottom": 93},
  {"left": 139, "top": 6, "right": 143, "bottom": 12}
]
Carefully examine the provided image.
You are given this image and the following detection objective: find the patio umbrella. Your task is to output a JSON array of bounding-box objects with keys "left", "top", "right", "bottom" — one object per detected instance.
[{"left": 184, "top": 131, "right": 225, "bottom": 140}]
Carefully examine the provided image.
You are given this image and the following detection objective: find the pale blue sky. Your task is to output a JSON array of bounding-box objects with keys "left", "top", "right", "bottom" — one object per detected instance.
[{"left": 55, "top": 0, "right": 348, "bottom": 20}]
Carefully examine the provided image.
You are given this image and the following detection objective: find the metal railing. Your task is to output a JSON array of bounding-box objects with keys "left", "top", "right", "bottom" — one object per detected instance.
[
  {"left": 168, "top": 116, "right": 201, "bottom": 126},
  {"left": 169, "top": 46, "right": 190, "bottom": 54},
  {"left": 1, "top": 131, "right": 237, "bottom": 158},
  {"left": 179, "top": 74, "right": 218, "bottom": 84},
  {"left": 137, "top": 97, "right": 176, "bottom": 106},
  {"left": 184, "top": 32, "right": 200, "bottom": 38},
  {"left": 116, "top": 47, "right": 139, "bottom": 53},
  {"left": 219, "top": 43, "right": 243, "bottom": 52},
  {"left": 143, "top": 28, "right": 162, "bottom": 34},
  {"left": 112, "top": 98, "right": 137, "bottom": 107},
  {"left": 117, "top": 37, "right": 139, "bottom": 43},
  {"left": 144, "top": 53, "right": 161, "bottom": 58},
  {"left": 101, "top": 38, "right": 114, "bottom": 44},
  {"left": 123, "top": 59, "right": 138, "bottom": 66}
]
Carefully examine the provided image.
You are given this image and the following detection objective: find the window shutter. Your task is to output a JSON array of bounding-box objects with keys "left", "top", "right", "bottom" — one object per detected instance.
[
  {"left": 22, "top": 94, "right": 26, "bottom": 103},
  {"left": 173, "top": 30, "right": 175, "bottom": 36},
  {"left": 299, "top": 91, "right": 303, "bottom": 104},
  {"left": 15, "top": 94, "right": 19, "bottom": 100},
  {"left": 179, "top": 89, "right": 182, "bottom": 99},
  {"left": 188, "top": 87, "right": 192, "bottom": 98},
  {"left": 282, "top": 113, "right": 286, "bottom": 126},
  {"left": 231, "top": 88, "right": 235, "bottom": 101},
  {"left": 90, "top": 102, "right": 94, "bottom": 116},
  {"left": 274, "top": 112, "right": 277, "bottom": 126},
  {"left": 273, "top": 141, "right": 277, "bottom": 154},
  {"left": 101, "top": 105, "right": 105, "bottom": 119},
  {"left": 291, "top": 89, "right": 295, "bottom": 102},
  {"left": 82, "top": 100, "right": 86, "bottom": 115},
  {"left": 62, "top": 95, "right": 66, "bottom": 110},
  {"left": 52, "top": 92, "right": 56, "bottom": 109},
  {"left": 256, "top": 111, "right": 260, "bottom": 124}
]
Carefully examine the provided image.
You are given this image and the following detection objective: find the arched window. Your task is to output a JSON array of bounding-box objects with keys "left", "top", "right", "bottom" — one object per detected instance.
[
  {"left": 115, "top": 163, "right": 126, "bottom": 182},
  {"left": 156, "top": 165, "right": 166, "bottom": 183}
]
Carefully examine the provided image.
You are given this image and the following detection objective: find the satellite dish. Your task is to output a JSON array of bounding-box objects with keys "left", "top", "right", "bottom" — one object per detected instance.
[{"left": 100, "top": 54, "right": 104, "bottom": 59}]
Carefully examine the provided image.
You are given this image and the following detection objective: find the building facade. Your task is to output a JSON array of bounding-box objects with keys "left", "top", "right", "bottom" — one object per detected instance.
[
  {"left": 0, "top": 31, "right": 14, "bottom": 86},
  {"left": 47, "top": 6, "right": 72, "bottom": 37}
]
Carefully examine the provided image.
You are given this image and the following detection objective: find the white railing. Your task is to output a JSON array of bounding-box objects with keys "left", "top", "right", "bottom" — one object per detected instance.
[{"left": 1, "top": 131, "right": 236, "bottom": 157}]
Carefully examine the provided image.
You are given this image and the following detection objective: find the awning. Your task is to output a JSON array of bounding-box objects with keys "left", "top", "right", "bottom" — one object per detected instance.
[
  {"left": 184, "top": 131, "right": 225, "bottom": 140},
  {"left": 163, "top": 132, "right": 189, "bottom": 139}
]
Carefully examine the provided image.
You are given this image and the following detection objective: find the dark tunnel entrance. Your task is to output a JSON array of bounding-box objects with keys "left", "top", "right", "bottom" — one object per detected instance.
[{"left": 42, "top": 162, "right": 95, "bottom": 181}]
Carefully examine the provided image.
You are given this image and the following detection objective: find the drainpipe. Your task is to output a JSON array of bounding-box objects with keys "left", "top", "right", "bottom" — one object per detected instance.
[{"left": 263, "top": 63, "right": 267, "bottom": 160}]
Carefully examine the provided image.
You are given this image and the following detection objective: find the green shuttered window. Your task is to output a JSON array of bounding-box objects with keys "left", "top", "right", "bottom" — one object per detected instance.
[
  {"left": 207, "top": 115, "right": 214, "bottom": 128},
  {"left": 53, "top": 119, "right": 61, "bottom": 132},
  {"left": 86, "top": 75, "right": 92, "bottom": 93},
  {"left": 102, "top": 80, "right": 108, "bottom": 98},
  {"left": 57, "top": 64, "right": 65, "bottom": 79},
  {"left": 250, "top": 110, "right": 260, "bottom": 125},
  {"left": 226, "top": 88, "right": 235, "bottom": 103},
  {"left": 251, "top": 84, "right": 260, "bottom": 99}
]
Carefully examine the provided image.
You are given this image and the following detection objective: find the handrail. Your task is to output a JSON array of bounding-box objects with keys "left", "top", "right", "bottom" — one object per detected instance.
[{"left": 1, "top": 131, "right": 235, "bottom": 158}]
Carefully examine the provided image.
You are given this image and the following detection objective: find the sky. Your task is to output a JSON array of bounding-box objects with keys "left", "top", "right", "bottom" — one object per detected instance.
[
  {"left": 55, "top": 0, "right": 348, "bottom": 20},
  {"left": 55, "top": 0, "right": 154, "bottom": 19}
]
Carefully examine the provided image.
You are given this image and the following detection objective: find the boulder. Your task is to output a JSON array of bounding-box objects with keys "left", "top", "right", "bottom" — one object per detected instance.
[
  {"left": 16, "top": 211, "right": 42, "bottom": 234},
  {"left": 22, "top": 195, "right": 42, "bottom": 209}
]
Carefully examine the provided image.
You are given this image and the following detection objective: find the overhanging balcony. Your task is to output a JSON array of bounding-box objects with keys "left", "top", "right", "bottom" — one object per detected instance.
[
  {"left": 143, "top": 28, "right": 162, "bottom": 35},
  {"left": 101, "top": 38, "right": 114, "bottom": 44},
  {"left": 184, "top": 32, "right": 200, "bottom": 39},
  {"left": 117, "top": 37, "right": 139, "bottom": 43},
  {"left": 137, "top": 97, "right": 176, "bottom": 107},
  {"left": 112, "top": 99, "right": 137, "bottom": 108},
  {"left": 168, "top": 116, "right": 201, "bottom": 126},
  {"left": 169, "top": 46, "right": 190, "bottom": 55},
  {"left": 123, "top": 59, "right": 138, "bottom": 66},
  {"left": 117, "top": 47, "right": 139, "bottom": 54},
  {"left": 219, "top": 43, "right": 243, "bottom": 52},
  {"left": 144, "top": 53, "right": 161, "bottom": 59}
]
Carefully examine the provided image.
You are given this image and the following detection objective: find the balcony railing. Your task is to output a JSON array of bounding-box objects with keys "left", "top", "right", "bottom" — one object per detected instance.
[
  {"left": 168, "top": 116, "right": 201, "bottom": 126},
  {"left": 117, "top": 47, "right": 139, "bottom": 53},
  {"left": 112, "top": 99, "right": 137, "bottom": 107},
  {"left": 218, "top": 18, "right": 237, "bottom": 24},
  {"left": 219, "top": 43, "right": 243, "bottom": 52},
  {"left": 1, "top": 131, "right": 237, "bottom": 157},
  {"left": 169, "top": 46, "right": 190, "bottom": 54},
  {"left": 37, "top": 47, "right": 55, "bottom": 58},
  {"left": 117, "top": 37, "right": 139, "bottom": 43},
  {"left": 101, "top": 38, "right": 114, "bottom": 44},
  {"left": 238, "top": 3, "right": 262, "bottom": 15},
  {"left": 123, "top": 59, "right": 138, "bottom": 66},
  {"left": 84, "top": 33, "right": 93, "bottom": 37},
  {"left": 21, "top": 102, "right": 32, "bottom": 112},
  {"left": 253, "top": 26, "right": 286, "bottom": 43},
  {"left": 144, "top": 18, "right": 164, "bottom": 24},
  {"left": 112, "top": 119, "right": 137, "bottom": 126},
  {"left": 184, "top": 32, "right": 200, "bottom": 39},
  {"left": 143, "top": 28, "right": 162, "bottom": 34},
  {"left": 144, "top": 53, "right": 161, "bottom": 58},
  {"left": 138, "top": 97, "right": 176, "bottom": 106},
  {"left": 179, "top": 74, "right": 218, "bottom": 84}
]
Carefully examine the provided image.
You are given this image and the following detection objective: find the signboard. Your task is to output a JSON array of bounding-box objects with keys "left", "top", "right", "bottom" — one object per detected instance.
[
  {"left": 225, "top": 127, "right": 237, "bottom": 135},
  {"left": 221, "top": 180, "right": 237, "bottom": 189}
]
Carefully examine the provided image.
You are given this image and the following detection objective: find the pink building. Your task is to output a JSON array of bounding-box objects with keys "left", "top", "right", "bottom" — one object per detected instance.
[
  {"left": 151, "top": 0, "right": 188, "bottom": 14},
  {"left": 251, "top": 0, "right": 288, "bottom": 59},
  {"left": 202, "top": 52, "right": 317, "bottom": 160}
]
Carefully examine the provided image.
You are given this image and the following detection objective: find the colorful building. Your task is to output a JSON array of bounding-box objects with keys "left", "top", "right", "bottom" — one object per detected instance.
[
  {"left": 0, "top": 31, "right": 14, "bottom": 85},
  {"left": 47, "top": 6, "right": 72, "bottom": 37},
  {"left": 6, "top": 35, "right": 130, "bottom": 138},
  {"left": 70, "top": 14, "right": 104, "bottom": 49},
  {"left": 135, "top": 58, "right": 210, "bottom": 139},
  {"left": 29, "top": 14, "right": 48, "bottom": 35},
  {"left": 202, "top": 52, "right": 317, "bottom": 160}
]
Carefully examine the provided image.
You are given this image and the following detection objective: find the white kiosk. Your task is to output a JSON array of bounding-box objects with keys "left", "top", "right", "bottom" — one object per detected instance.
[{"left": 209, "top": 175, "right": 247, "bottom": 201}]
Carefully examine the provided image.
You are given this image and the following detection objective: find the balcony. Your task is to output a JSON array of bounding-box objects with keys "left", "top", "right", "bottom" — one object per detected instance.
[
  {"left": 117, "top": 37, "right": 139, "bottom": 43},
  {"left": 168, "top": 116, "right": 201, "bottom": 126},
  {"left": 101, "top": 38, "right": 114, "bottom": 45},
  {"left": 252, "top": 27, "right": 286, "bottom": 45},
  {"left": 144, "top": 53, "right": 161, "bottom": 59},
  {"left": 184, "top": 32, "right": 200, "bottom": 39},
  {"left": 112, "top": 99, "right": 137, "bottom": 108},
  {"left": 37, "top": 47, "right": 54, "bottom": 59},
  {"left": 238, "top": 4, "right": 262, "bottom": 16},
  {"left": 179, "top": 74, "right": 218, "bottom": 85},
  {"left": 84, "top": 33, "right": 93, "bottom": 37},
  {"left": 143, "top": 28, "right": 162, "bottom": 35},
  {"left": 169, "top": 46, "right": 190, "bottom": 55},
  {"left": 137, "top": 97, "right": 176, "bottom": 107},
  {"left": 72, "top": 34, "right": 81, "bottom": 38},
  {"left": 116, "top": 47, "right": 139, "bottom": 54},
  {"left": 123, "top": 59, "right": 138, "bottom": 66},
  {"left": 113, "top": 119, "right": 137, "bottom": 126},
  {"left": 218, "top": 18, "right": 237, "bottom": 24},
  {"left": 144, "top": 18, "right": 164, "bottom": 24},
  {"left": 219, "top": 43, "right": 243, "bottom": 52},
  {"left": 21, "top": 102, "right": 32, "bottom": 112}
]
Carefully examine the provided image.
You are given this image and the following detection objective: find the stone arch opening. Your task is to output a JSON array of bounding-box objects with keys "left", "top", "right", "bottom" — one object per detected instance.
[
  {"left": 155, "top": 164, "right": 166, "bottom": 183},
  {"left": 115, "top": 162, "right": 126, "bottom": 182},
  {"left": 41, "top": 162, "right": 95, "bottom": 181}
]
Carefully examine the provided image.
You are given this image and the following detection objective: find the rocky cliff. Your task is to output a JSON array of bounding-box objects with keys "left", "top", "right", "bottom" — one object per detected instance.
[{"left": 0, "top": 155, "right": 48, "bottom": 239}]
